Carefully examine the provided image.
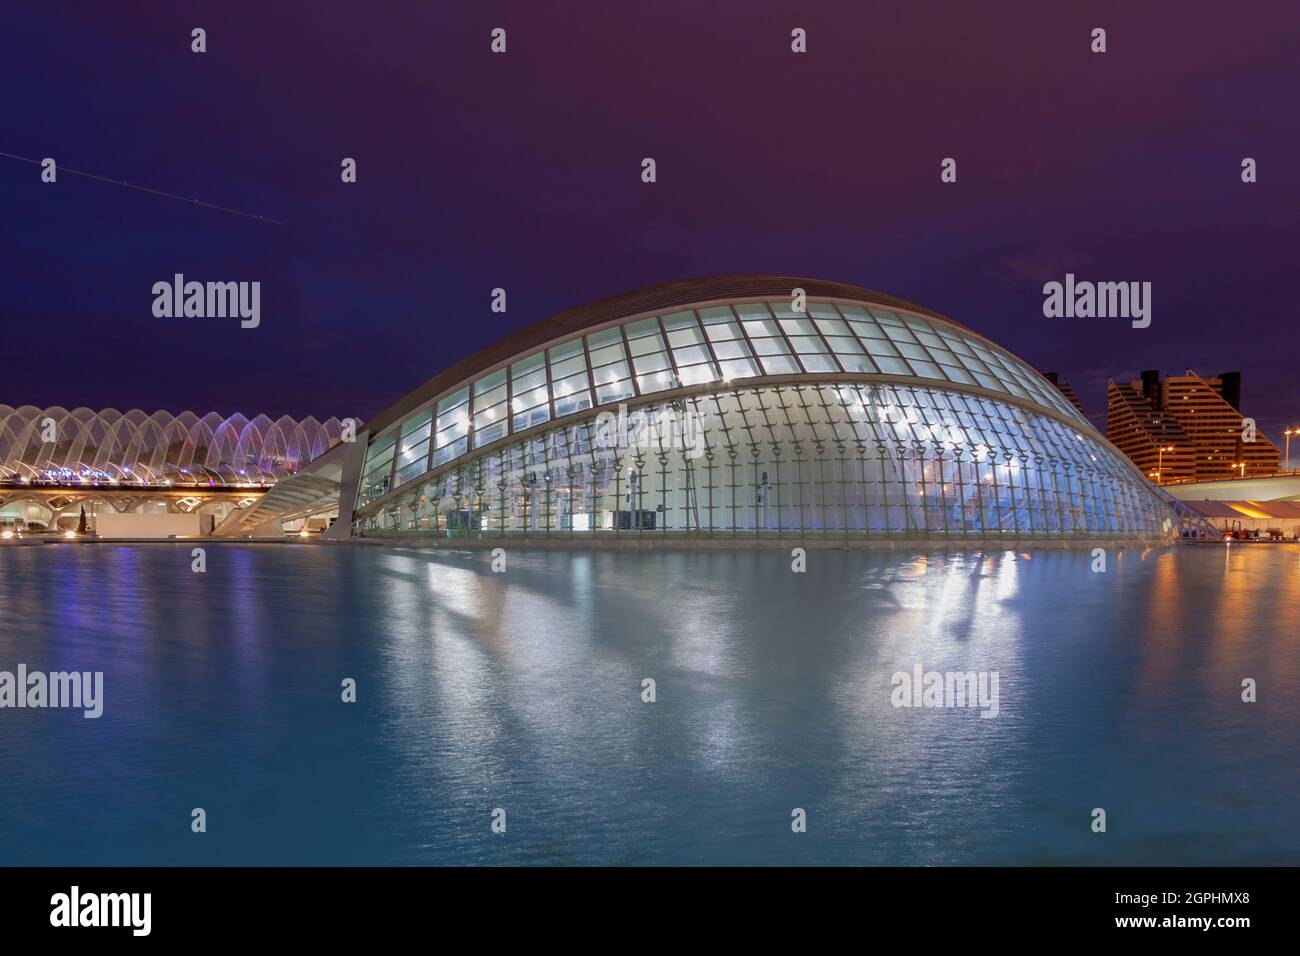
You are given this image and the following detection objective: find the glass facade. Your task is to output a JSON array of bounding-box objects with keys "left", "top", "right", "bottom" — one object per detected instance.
[
  {"left": 351, "top": 293, "right": 1176, "bottom": 541},
  {"left": 359, "top": 381, "right": 1174, "bottom": 540}
]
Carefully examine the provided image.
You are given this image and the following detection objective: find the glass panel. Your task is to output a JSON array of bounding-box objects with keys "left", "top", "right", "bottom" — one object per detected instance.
[
  {"left": 587, "top": 342, "right": 626, "bottom": 366},
  {"left": 437, "top": 387, "right": 469, "bottom": 414},
  {"left": 666, "top": 326, "right": 705, "bottom": 348},
  {"left": 835, "top": 304, "right": 871, "bottom": 322},
  {"left": 637, "top": 369, "right": 676, "bottom": 394},
  {"left": 875, "top": 355, "right": 911, "bottom": 375},
  {"left": 741, "top": 318, "right": 781, "bottom": 338},
  {"left": 719, "top": 357, "right": 761, "bottom": 380},
  {"left": 733, "top": 303, "right": 771, "bottom": 320},
  {"left": 853, "top": 320, "right": 888, "bottom": 339},
  {"left": 864, "top": 338, "right": 901, "bottom": 357},
  {"left": 591, "top": 360, "right": 631, "bottom": 386},
  {"left": 698, "top": 306, "right": 735, "bottom": 323},
  {"left": 434, "top": 388, "right": 471, "bottom": 466},
  {"left": 815, "top": 317, "right": 850, "bottom": 336},
  {"left": 671, "top": 344, "right": 711, "bottom": 365},
  {"left": 433, "top": 437, "right": 467, "bottom": 466},
  {"left": 751, "top": 337, "right": 791, "bottom": 356},
  {"left": 595, "top": 379, "right": 635, "bottom": 403},
  {"left": 551, "top": 370, "right": 592, "bottom": 416},
  {"left": 677, "top": 363, "right": 718, "bottom": 386},
  {"left": 548, "top": 353, "right": 586, "bottom": 379},
  {"left": 789, "top": 335, "right": 828, "bottom": 354},
  {"left": 837, "top": 353, "right": 876, "bottom": 373},
  {"left": 711, "top": 339, "right": 750, "bottom": 360},
  {"left": 627, "top": 335, "right": 665, "bottom": 357},
  {"left": 547, "top": 339, "right": 583, "bottom": 362},
  {"left": 705, "top": 321, "right": 743, "bottom": 342},
  {"left": 758, "top": 354, "right": 800, "bottom": 375},
  {"left": 943, "top": 364, "right": 977, "bottom": 385},
  {"left": 473, "top": 416, "right": 507, "bottom": 448},
  {"left": 779, "top": 317, "right": 817, "bottom": 336},
  {"left": 632, "top": 352, "right": 670, "bottom": 374},
  {"left": 661, "top": 310, "right": 698, "bottom": 331},
  {"left": 799, "top": 354, "right": 838, "bottom": 373},
  {"left": 623, "top": 317, "right": 661, "bottom": 339}
]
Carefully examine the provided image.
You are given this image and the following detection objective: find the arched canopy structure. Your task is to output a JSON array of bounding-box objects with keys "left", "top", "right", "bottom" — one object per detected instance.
[
  {"left": 0, "top": 406, "right": 350, "bottom": 484},
  {"left": 346, "top": 276, "right": 1182, "bottom": 542}
]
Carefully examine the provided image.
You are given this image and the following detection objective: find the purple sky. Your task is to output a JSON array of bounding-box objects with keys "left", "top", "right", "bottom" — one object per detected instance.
[{"left": 4, "top": 1, "right": 1298, "bottom": 440}]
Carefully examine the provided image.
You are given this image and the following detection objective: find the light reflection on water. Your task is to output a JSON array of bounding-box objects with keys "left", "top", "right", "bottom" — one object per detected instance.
[{"left": 0, "top": 542, "right": 1297, "bottom": 865}]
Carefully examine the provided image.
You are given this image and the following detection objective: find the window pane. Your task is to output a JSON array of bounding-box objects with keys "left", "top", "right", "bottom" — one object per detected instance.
[
  {"left": 698, "top": 306, "right": 735, "bottom": 323},
  {"left": 677, "top": 363, "right": 718, "bottom": 386},
  {"left": 661, "top": 310, "right": 698, "bottom": 331},
  {"left": 705, "top": 321, "right": 742, "bottom": 342},
  {"left": 547, "top": 339, "right": 583, "bottom": 362},
  {"left": 758, "top": 354, "right": 800, "bottom": 375},
  {"left": 799, "top": 354, "right": 838, "bottom": 373},
  {"left": 623, "top": 317, "right": 660, "bottom": 339},
  {"left": 779, "top": 317, "right": 817, "bottom": 336},
  {"left": 596, "top": 379, "right": 635, "bottom": 403},
  {"left": 591, "top": 360, "right": 631, "bottom": 385},
  {"left": 473, "top": 418, "right": 507, "bottom": 447},
  {"left": 711, "top": 339, "right": 751, "bottom": 360},
  {"left": 637, "top": 369, "right": 676, "bottom": 393},
  {"left": 586, "top": 328, "right": 622, "bottom": 348},
  {"left": 548, "top": 353, "right": 586, "bottom": 379},
  {"left": 667, "top": 326, "right": 704, "bottom": 348},
  {"left": 733, "top": 303, "right": 770, "bottom": 320},
  {"left": 632, "top": 352, "right": 670, "bottom": 374},
  {"left": 437, "top": 387, "right": 469, "bottom": 414},
  {"left": 742, "top": 318, "right": 781, "bottom": 337},
  {"left": 751, "top": 337, "right": 791, "bottom": 356},
  {"left": 720, "top": 357, "right": 761, "bottom": 379},
  {"left": 627, "top": 335, "right": 665, "bottom": 357},
  {"left": 433, "top": 437, "right": 467, "bottom": 466},
  {"left": 587, "top": 342, "right": 626, "bottom": 366},
  {"left": 875, "top": 355, "right": 911, "bottom": 375},
  {"left": 789, "top": 335, "right": 828, "bottom": 354},
  {"left": 671, "top": 344, "right": 711, "bottom": 365},
  {"left": 837, "top": 353, "right": 876, "bottom": 373}
]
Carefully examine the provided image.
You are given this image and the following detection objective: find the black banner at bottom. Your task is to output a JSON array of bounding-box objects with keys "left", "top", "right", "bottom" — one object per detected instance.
[{"left": 0, "top": 866, "right": 1281, "bottom": 941}]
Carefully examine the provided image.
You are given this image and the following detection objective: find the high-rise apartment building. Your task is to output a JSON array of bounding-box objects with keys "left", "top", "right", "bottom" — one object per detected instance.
[{"left": 1106, "top": 369, "right": 1280, "bottom": 483}]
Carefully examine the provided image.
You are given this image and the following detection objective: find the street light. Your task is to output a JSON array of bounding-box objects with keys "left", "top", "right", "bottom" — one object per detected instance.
[
  {"left": 1236, "top": 462, "right": 1247, "bottom": 479},
  {"left": 1286, "top": 428, "right": 1297, "bottom": 473},
  {"left": 1155, "top": 445, "right": 1175, "bottom": 485}
]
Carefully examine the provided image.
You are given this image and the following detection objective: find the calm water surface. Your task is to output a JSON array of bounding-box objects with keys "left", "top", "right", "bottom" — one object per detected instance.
[{"left": 1, "top": 542, "right": 1297, "bottom": 865}]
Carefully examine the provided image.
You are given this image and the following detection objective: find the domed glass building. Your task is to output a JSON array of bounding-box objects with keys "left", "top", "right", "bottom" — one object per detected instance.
[{"left": 343, "top": 277, "right": 1179, "bottom": 543}]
